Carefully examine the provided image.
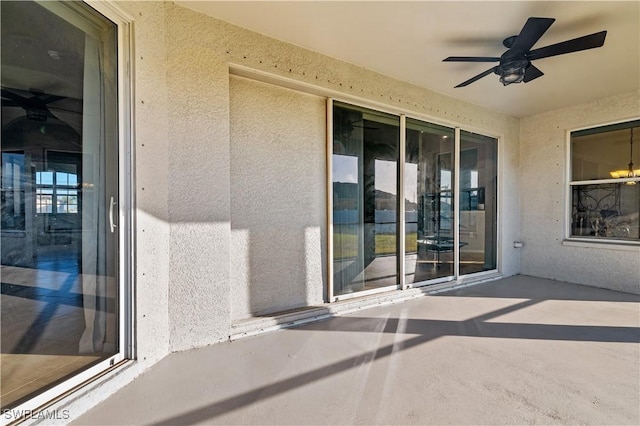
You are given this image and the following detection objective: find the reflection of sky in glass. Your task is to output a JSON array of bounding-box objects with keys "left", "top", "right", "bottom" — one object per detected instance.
[
  {"left": 56, "top": 172, "right": 68, "bottom": 185},
  {"left": 405, "top": 163, "right": 417, "bottom": 203},
  {"left": 2, "top": 153, "right": 25, "bottom": 186},
  {"left": 441, "top": 170, "right": 451, "bottom": 190},
  {"left": 35, "top": 171, "right": 77, "bottom": 186},
  {"left": 36, "top": 171, "right": 54, "bottom": 185},
  {"left": 375, "top": 160, "right": 396, "bottom": 195},
  {"left": 333, "top": 154, "right": 358, "bottom": 183},
  {"left": 2, "top": 153, "right": 23, "bottom": 164},
  {"left": 334, "top": 156, "right": 418, "bottom": 203}
]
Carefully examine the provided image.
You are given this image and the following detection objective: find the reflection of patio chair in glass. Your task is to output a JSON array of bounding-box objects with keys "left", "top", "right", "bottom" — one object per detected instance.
[
  {"left": 417, "top": 236, "right": 468, "bottom": 270},
  {"left": 420, "top": 190, "right": 468, "bottom": 270}
]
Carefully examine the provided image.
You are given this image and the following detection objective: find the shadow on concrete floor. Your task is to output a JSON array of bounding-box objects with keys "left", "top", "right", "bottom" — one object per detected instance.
[{"left": 76, "top": 275, "right": 640, "bottom": 426}]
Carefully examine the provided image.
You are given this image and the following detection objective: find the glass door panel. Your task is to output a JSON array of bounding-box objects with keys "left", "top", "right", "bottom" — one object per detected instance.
[
  {"left": 459, "top": 131, "right": 497, "bottom": 274},
  {"left": 405, "top": 118, "right": 455, "bottom": 283},
  {"left": 332, "top": 102, "right": 400, "bottom": 296},
  {"left": 1, "top": 0, "right": 119, "bottom": 409}
]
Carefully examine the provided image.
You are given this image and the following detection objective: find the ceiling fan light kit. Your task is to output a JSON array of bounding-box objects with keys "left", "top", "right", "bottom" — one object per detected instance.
[
  {"left": 444, "top": 17, "right": 607, "bottom": 88},
  {"left": 498, "top": 60, "right": 529, "bottom": 85}
]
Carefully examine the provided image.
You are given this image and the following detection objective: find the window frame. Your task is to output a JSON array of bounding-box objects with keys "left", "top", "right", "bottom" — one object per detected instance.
[
  {"left": 566, "top": 118, "right": 640, "bottom": 246},
  {"left": 35, "top": 170, "right": 80, "bottom": 214}
]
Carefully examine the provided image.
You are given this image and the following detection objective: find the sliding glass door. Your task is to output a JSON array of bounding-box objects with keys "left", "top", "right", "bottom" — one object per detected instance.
[
  {"left": 1, "top": 0, "right": 122, "bottom": 411},
  {"left": 331, "top": 101, "right": 498, "bottom": 298},
  {"left": 332, "top": 102, "right": 400, "bottom": 296},
  {"left": 405, "top": 119, "right": 455, "bottom": 283},
  {"left": 459, "top": 131, "right": 498, "bottom": 274}
]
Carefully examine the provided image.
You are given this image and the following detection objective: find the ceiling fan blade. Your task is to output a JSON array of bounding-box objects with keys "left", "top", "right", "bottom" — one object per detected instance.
[
  {"left": 45, "top": 107, "right": 59, "bottom": 118},
  {"left": 454, "top": 67, "right": 497, "bottom": 88},
  {"left": 523, "top": 64, "right": 544, "bottom": 82},
  {"left": 1, "top": 88, "right": 28, "bottom": 103},
  {"left": 510, "top": 17, "right": 555, "bottom": 52},
  {"left": 48, "top": 105, "right": 82, "bottom": 114},
  {"left": 1, "top": 99, "right": 21, "bottom": 107},
  {"left": 527, "top": 31, "right": 607, "bottom": 60},
  {"left": 444, "top": 56, "right": 500, "bottom": 62},
  {"left": 38, "top": 94, "right": 66, "bottom": 105}
]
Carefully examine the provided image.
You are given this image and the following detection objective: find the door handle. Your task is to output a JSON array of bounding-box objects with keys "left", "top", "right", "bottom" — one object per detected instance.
[{"left": 109, "top": 196, "right": 118, "bottom": 233}]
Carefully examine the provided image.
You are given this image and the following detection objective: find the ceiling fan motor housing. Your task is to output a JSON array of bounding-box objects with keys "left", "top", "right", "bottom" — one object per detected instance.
[{"left": 496, "top": 49, "right": 530, "bottom": 85}]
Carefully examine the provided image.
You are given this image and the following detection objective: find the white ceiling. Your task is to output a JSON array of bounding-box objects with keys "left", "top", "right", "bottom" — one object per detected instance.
[{"left": 177, "top": 1, "right": 639, "bottom": 118}]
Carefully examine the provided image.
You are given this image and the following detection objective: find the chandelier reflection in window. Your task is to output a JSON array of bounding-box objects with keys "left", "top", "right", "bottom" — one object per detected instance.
[{"left": 610, "top": 128, "right": 639, "bottom": 184}]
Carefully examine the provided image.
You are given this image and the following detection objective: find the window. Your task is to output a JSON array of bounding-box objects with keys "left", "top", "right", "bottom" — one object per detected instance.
[
  {"left": 1, "top": 152, "right": 26, "bottom": 230},
  {"left": 332, "top": 102, "right": 400, "bottom": 296},
  {"left": 570, "top": 120, "right": 640, "bottom": 242},
  {"left": 35, "top": 170, "right": 79, "bottom": 214}
]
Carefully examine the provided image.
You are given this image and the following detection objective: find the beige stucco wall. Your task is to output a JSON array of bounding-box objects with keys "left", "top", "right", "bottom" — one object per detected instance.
[
  {"left": 121, "top": 0, "right": 171, "bottom": 365},
  {"left": 165, "top": 46, "right": 232, "bottom": 350},
  {"left": 520, "top": 91, "right": 640, "bottom": 294},
  {"left": 229, "top": 76, "right": 326, "bottom": 319}
]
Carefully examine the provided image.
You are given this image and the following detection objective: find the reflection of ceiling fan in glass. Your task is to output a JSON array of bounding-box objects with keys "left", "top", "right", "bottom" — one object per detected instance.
[
  {"left": 334, "top": 113, "right": 379, "bottom": 141},
  {"left": 443, "top": 17, "right": 607, "bottom": 87},
  {"left": 1, "top": 88, "right": 68, "bottom": 121}
]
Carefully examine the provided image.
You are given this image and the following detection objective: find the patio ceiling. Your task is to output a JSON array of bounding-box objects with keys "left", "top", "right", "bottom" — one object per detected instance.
[{"left": 176, "top": 1, "right": 640, "bottom": 118}]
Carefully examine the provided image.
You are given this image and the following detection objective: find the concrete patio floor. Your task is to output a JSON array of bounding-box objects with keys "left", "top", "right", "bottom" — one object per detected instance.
[{"left": 75, "top": 275, "right": 640, "bottom": 425}]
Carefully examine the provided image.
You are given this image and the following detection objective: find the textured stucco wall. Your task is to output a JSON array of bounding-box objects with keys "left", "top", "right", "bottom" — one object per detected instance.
[
  {"left": 125, "top": 0, "right": 171, "bottom": 365},
  {"left": 229, "top": 76, "right": 326, "bottom": 320},
  {"left": 520, "top": 91, "right": 640, "bottom": 294},
  {"left": 165, "top": 42, "right": 231, "bottom": 351}
]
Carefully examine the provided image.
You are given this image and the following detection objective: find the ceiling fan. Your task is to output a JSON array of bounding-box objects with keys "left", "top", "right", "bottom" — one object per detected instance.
[
  {"left": 443, "top": 17, "right": 607, "bottom": 88},
  {"left": 1, "top": 88, "right": 66, "bottom": 121}
]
